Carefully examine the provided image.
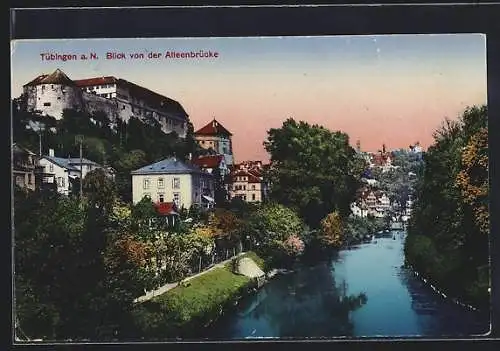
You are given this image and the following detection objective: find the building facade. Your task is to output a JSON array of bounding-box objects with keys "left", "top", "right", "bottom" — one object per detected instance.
[
  {"left": 21, "top": 69, "right": 189, "bottom": 137},
  {"left": 38, "top": 149, "right": 105, "bottom": 195},
  {"left": 194, "top": 119, "right": 234, "bottom": 166},
  {"left": 351, "top": 188, "right": 392, "bottom": 219},
  {"left": 131, "top": 157, "right": 215, "bottom": 209},
  {"left": 228, "top": 161, "right": 268, "bottom": 203},
  {"left": 12, "top": 144, "right": 39, "bottom": 191}
]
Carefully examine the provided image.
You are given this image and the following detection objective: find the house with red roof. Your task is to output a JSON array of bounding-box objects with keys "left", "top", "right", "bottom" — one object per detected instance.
[
  {"left": 194, "top": 118, "right": 234, "bottom": 165},
  {"left": 190, "top": 155, "right": 228, "bottom": 176},
  {"left": 228, "top": 161, "right": 269, "bottom": 203}
]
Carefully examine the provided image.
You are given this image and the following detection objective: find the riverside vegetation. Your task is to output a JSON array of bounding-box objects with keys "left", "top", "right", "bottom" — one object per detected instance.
[
  {"left": 13, "top": 102, "right": 489, "bottom": 339},
  {"left": 404, "top": 105, "right": 489, "bottom": 311}
]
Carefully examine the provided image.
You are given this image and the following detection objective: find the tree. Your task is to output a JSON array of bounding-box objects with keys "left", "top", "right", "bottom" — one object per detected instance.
[
  {"left": 263, "top": 118, "right": 366, "bottom": 228},
  {"left": 83, "top": 168, "right": 117, "bottom": 215},
  {"left": 243, "top": 203, "right": 305, "bottom": 265},
  {"left": 318, "top": 211, "right": 344, "bottom": 248},
  {"left": 456, "top": 127, "right": 488, "bottom": 236},
  {"left": 405, "top": 105, "right": 489, "bottom": 310}
]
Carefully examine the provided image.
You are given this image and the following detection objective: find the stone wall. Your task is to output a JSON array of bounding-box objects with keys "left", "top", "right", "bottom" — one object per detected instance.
[
  {"left": 83, "top": 92, "right": 120, "bottom": 122},
  {"left": 32, "top": 84, "right": 83, "bottom": 119}
]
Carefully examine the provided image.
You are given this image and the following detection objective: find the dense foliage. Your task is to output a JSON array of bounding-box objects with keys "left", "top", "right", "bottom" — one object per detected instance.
[
  {"left": 263, "top": 118, "right": 366, "bottom": 227},
  {"left": 242, "top": 203, "right": 306, "bottom": 267},
  {"left": 12, "top": 101, "right": 200, "bottom": 202},
  {"left": 405, "top": 105, "right": 489, "bottom": 310}
]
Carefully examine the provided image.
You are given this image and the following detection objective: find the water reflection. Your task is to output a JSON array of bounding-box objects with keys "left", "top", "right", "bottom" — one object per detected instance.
[
  {"left": 204, "top": 231, "right": 489, "bottom": 339},
  {"left": 205, "top": 263, "right": 367, "bottom": 339}
]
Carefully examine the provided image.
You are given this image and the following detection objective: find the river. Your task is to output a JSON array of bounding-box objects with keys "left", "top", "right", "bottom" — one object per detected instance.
[{"left": 203, "top": 231, "right": 489, "bottom": 339}]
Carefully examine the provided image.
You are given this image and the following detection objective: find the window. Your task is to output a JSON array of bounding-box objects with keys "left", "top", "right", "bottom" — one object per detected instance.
[
  {"left": 252, "top": 194, "right": 256, "bottom": 201},
  {"left": 57, "top": 97, "right": 61, "bottom": 100},
  {"left": 158, "top": 193, "right": 165, "bottom": 203},
  {"left": 57, "top": 177, "right": 64, "bottom": 187},
  {"left": 173, "top": 177, "right": 180, "bottom": 189},
  {"left": 251, "top": 185, "right": 255, "bottom": 190},
  {"left": 143, "top": 178, "right": 150, "bottom": 189},
  {"left": 157, "top": 178, "right": 164, "bottom": 188},
  {"left": 43, "top": 102, "right": 51, "bottom": 107},
  {"left": 28, "top": 174, "right": 32, "bottom": 184},
  {"left": 49, "top": 164, "right": 54, "bottom": 172},
  {"left": 243, "top": 185, "right": 246, "bottom": 191},
  {"left": 173, "top": 192, "right": 180, "bottom": 206}
]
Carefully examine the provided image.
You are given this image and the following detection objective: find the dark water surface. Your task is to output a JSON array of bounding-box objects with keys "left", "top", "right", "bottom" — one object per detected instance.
[{"left": 203, "top": 232, "right": 489, "bottom": 339}]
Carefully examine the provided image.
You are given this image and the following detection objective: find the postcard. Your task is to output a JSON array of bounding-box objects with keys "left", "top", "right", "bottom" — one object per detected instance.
[{"left": 11, "top": 34, "right": 490, "bottom": 342}]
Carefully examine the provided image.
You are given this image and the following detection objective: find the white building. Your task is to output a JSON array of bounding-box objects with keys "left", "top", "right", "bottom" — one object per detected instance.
[
  {"left": 130, "top": 157, "right": 215, "bottom": 210},
  {"left": 38, "top": 149, "right": 104, "bottom": 195},
  {"left": 350, "top": 202, "right": 368, "bottom": 218},
  {"left": 228, "top": 161, "right": 269, "bottom": 203},
  {"left": 21, "top": 69, "right": 189, "bottom": 137}
]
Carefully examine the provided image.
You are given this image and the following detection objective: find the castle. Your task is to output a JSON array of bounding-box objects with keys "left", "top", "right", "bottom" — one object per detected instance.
[{"left": 19, "top": 69, "right": 189, "bottom": 137}]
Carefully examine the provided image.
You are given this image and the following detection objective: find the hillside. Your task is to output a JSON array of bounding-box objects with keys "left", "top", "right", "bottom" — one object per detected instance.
[{"left": 11, "top": 99, "right": 200, "bottom": 202}]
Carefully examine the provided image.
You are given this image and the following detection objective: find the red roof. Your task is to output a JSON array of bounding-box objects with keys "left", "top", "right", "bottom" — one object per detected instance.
[
  {"left": 372, "top": 153, "right": 391, "bottom": 166},
  {"left": 231, "top": 169, "right": 261, "bottom": 183},
  {"left": 191, "top": 155, "right": 224, "bottom": 169},
  {"left": 23, "top": 74, "right": 49, "bottom": 87},
  {"left": 195, "top": 119, "right": 232, "bottom": 136},
  {"left": 74, "top": 76, "right": 118, "bottom": 87},
  {"left": 154, "top": 202, "right": 179, "bottom": 216}
]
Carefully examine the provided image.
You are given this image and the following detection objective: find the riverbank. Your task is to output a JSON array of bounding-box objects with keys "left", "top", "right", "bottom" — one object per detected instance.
[
  {"left": 127, "top": 251, "right": 277, "bottom": 340},
  {"left": 405, "top": 262, "right": 487, "bottom": 313},
  {"left": 204, "top": 234, "right": 489, "bottom": 338}
]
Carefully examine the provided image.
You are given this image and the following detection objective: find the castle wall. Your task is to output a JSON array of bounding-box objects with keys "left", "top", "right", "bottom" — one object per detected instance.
[
  {"left": 82, "top": 92, "right": 120, "bottom": 122},
  {"left": 34, "top": 84, "right": 83, "bottom": 119},
  {"left": 23, "top": 86, "right": 38, "bottom": 111},
  {"left": 21, "top": 73, "right": 189, "bottom": 139}
]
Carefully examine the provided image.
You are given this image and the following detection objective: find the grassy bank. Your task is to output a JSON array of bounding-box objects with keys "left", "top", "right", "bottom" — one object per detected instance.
[{"left": 128, "top": 252, "right": 264, "bottom": 339}]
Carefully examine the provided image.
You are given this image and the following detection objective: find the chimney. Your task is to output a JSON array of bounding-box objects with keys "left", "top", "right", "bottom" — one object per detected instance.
[{"left": 49, "top": 149, "right": 54, "bottom": 157}]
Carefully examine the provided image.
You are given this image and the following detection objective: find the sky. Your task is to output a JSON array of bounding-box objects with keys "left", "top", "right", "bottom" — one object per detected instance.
[{"left": 11, "top": 34, "right": 487, "bottom": 162}]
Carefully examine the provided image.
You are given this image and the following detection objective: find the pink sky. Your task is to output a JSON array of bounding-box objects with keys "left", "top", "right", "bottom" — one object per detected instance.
[{"left": 11, "top": 35, "right": 487, "bottom": 163}]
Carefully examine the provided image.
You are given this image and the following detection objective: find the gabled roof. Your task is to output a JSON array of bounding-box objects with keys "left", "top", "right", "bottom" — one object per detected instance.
[
  {"left": 118, "top": 79, "right": 188, "bottom": 120},
  {"left": 231, "top": 169, "right": 261, "bottom": 183},
  {"left": 191, "top": 155, "right": 224, "bottom": 169},
  {"left": 39, "top": 69, "right": 76, "bottom": 86},
  {"left": 42, "top": 155, "right": 101, "bottom": 171},
  {"left": 195, "top": 119, "right": 232, "bottom": 136},
  {"left": 12, "top": 143, "right": 36, "bottom": 156},
  {"left": 23, "top": 74, "right": 49, "bottom": 87},
  {"left": 42, "top": 156, "right": 79, "bottom": 171},
  {"left": 131, "top": 157, "right": 210, "bottom": 176}
]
